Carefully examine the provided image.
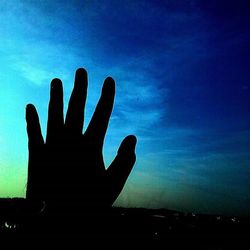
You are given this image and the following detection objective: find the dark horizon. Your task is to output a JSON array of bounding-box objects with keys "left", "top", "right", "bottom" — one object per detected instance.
[{"left": 0, "top": 197, "right": 249, "bottom": 219}]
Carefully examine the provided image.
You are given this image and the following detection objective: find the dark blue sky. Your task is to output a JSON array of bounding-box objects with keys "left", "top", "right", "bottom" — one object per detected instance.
[{"left": 0, "top": 0, "right": 250, "bottom": 216}]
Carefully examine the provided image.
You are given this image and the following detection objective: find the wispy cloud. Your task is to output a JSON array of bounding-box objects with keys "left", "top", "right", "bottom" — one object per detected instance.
[{"left": 11, "top": 62, "right": 54, "bottom": 86}]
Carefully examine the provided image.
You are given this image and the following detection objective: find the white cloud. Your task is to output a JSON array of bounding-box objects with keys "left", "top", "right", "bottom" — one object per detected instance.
[{"left": 11, "top": 62, "right": 54, "bottom": 86}]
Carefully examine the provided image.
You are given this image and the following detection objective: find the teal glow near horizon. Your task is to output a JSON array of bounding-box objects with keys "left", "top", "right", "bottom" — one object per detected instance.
[{"left": 0, "top": 0, "right": 250, "bottom": 216}]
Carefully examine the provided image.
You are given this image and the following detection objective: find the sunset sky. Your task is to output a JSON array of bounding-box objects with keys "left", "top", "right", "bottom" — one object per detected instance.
[{"left": 0, "top": 0, "right": 250, "bottom": 216}]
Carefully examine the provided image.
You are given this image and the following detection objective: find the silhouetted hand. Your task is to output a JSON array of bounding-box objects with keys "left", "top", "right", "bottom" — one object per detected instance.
[{"left": 25, "top": 68, "right": 136, "bottom": 214}]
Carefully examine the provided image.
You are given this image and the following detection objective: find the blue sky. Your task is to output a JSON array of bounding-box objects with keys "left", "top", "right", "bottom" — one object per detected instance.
[{"left": 0, "top": 0, "right": 250, "bottom": 216}]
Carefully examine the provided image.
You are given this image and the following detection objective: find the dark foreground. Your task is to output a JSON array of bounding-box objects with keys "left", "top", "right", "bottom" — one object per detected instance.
[{"left": 0, "top": 198, "right": 249, "bottom": 249}]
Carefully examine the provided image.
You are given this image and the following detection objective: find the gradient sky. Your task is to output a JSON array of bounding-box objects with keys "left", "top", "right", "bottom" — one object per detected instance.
[{"left": 0, "top": 0, "right": 250, "bottom": 216}]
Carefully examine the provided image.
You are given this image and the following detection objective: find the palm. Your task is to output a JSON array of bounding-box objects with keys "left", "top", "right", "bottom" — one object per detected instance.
[{"left": 26, "top": 68, "right": 136, "bottom": 213}]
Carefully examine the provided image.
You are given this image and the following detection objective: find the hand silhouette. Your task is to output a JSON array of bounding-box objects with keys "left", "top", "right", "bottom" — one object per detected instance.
[{"left": 25, "top": 68, "right": 136, "bottom": 214}]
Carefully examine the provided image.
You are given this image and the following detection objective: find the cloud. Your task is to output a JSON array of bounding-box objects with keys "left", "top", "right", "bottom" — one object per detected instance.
[{"left": 11, "top": 62, "right": 54, "bottom": 86}]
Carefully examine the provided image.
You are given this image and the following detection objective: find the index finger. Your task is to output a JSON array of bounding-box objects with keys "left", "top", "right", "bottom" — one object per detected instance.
[{"left": 84, "top": 77, "right": 115, "bottom": 149}]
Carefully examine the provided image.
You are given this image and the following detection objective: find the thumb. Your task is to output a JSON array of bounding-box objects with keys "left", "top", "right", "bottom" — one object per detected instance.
[{"left": 106, "top": 135, "right": 137, "bottom": 202}]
